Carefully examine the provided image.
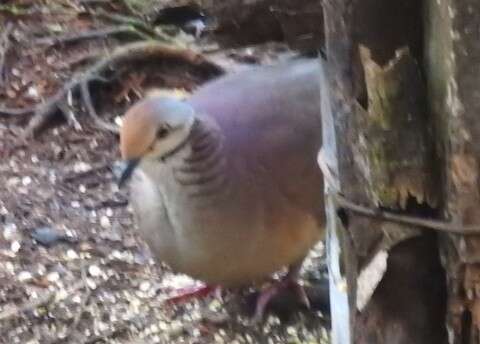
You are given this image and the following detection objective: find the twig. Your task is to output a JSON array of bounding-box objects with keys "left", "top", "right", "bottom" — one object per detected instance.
[
  {"left": 35, "top": 25, "right": 151, "bottom": 47},
  {"left": 0, "top": 4, "right": 36, "bottom": 16},
  {"left": 80, "top": 80, "right": 119, "bottom": 133},
  {"left": 54, "top": 263, "right": 93, "bottom": 344},
  {"left": 92, "top": 8, "right": 174, "bottom": 43},
  {"left": 333, "top": 193, "right": 480, "bottom": 235},
  {"left": 0, "top": 280, "right": 85, "bottom": 321},
  {"left": 58, "top": 100, "right": 83, "bottom": 131},
  {"left": 23, "top": 41, "right": 224, "bottom": 138},
  {"left": 0, "top": 22, "right": 13, "bottom": 87},
  {"left": 119, "top": 0, "right": 144, "bottom": 17},
  {"left": 63, "top": 162, "right": 111, "bottom": 182},
  {"left": 0, "top": 106, "right": 35, "bottom": 116}
]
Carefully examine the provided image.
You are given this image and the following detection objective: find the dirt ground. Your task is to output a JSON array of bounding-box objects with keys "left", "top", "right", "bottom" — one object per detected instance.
[{"left": 0, "top": 1, "right": 329, "bottom": 343}]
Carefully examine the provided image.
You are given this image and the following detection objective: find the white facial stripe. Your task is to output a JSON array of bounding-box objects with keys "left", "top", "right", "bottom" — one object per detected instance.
[{"left": 150, "top": 116, "right": 195, "bottom": 159}]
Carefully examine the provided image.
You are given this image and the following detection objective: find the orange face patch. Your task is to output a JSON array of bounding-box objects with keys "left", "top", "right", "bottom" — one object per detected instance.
[{"left": 119, "top": 102, "right": 158, "bottom": 160}]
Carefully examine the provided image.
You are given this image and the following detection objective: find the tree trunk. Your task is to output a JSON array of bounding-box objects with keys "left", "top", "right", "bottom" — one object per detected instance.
[
  {"left": 425, "top": 0, "right": 480, "bottom": 342},
  {"left": 320, "top": 0, "right": 454, "bottom": 342}
]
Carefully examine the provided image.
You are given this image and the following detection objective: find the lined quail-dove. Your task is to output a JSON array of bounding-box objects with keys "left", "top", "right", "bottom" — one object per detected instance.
[{"left": 119, "top": 58, "right": 324, "bottom": 319}]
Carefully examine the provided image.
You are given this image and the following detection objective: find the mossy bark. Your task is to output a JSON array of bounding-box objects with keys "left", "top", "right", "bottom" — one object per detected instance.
[{"left": 322, "top": 1, "right": 447, "bottom": 343}]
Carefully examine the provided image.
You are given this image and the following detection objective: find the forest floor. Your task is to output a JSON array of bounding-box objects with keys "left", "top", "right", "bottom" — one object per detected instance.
[{"left": 0, "top": 1, "right": 329, "bottom": 343}]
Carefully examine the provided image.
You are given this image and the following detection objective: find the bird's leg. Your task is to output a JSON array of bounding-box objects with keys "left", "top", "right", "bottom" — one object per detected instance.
[
  {"left": 253, "top": 259, "right": 310, "bottom": 322},
  {"left": 165, "top": 284, "right": 222, "bottom": 305}
]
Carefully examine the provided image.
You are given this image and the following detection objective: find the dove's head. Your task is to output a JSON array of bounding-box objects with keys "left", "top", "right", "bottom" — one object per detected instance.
[{"left": 118, "top": 97, "right": 196, "bottom": 186}]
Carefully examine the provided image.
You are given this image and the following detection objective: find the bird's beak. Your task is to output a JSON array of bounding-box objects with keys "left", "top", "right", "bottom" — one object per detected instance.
[{"left": 118, "top": 158, "right": 140, "bottom": 188}]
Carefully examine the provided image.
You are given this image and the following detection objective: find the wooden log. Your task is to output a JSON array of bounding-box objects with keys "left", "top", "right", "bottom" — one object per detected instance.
[{"left": 321, "top": 0, "right": 447, "bottom": 342}]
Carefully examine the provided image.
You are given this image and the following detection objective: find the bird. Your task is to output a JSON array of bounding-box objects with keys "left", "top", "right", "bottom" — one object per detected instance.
[{"left": 118, "top": 58, "right": 324, "bottom": 320}]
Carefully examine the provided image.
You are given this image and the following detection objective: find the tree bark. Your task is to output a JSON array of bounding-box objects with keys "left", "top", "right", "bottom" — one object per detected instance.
[
  {"left": 425, "top": 0, "right": 480, "bottom": 342},
  {"left": 321, "top": 0, "right": 447, "bottom": 342}
]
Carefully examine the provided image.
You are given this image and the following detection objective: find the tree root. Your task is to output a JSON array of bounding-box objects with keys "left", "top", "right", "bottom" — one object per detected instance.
[
  {"left": 91, "top": 8, "right": 174, "bottom": 43},
  {"left": 34, "top": 25, "right": 152, "bottom": 47},
  {"left": 23, "top": 41, "right": 224, "bottom": 138},
  {"left": 0, "top": 106, "right": 35, "bottom": 116}
]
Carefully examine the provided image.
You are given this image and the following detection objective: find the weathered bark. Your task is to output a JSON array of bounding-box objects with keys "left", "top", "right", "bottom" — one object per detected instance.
[
  {"left": 321, "top": 0, "right": 447, "bottom": 343},
  {"left": 425, "top": 0, "right": 480, "bottom": 342}
]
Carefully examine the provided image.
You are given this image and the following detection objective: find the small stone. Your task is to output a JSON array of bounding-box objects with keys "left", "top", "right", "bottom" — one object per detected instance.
[
  {"left": 72, "top": 294, "right": 82, "bottom": 303},
  {"left": 86, "top": 278, "right": 97, "bottom": 290},
  {"left": 100, "top": 216, "right": 110, "bottom": 228},
  {"left": 10, "top": 240, "right": 21, "bottom": 253},
  {"left": 65, "top": 249, "right": 79, "bottom": 260},
  {"left": 88, "top": 265, "right": 102, "bottom": 277},
  {"left": 22, "top": 176, "right": 32, "bottom": 186},
  {"left": 46, "top": 271, "right": 60, "bottom": 282},
  {"left": 5, "top": 261, "right": 14, "bottom": 273},
  {"left": 79, "top": 184, "right": 86, "bottom": 193},
  {"left": 46, "top": 55, "right": 56, "bottom": 65},
  {"left": 71, "top": 201, "right": 80, "bottom": 208},
  {"left": 286, "top": 326, "right": 297, "bottom": 336},
  {"left": 73, "top": 162, "right": 91, "bottom": 173},
  {"left": 56, "top": 289, "right": 69, "bottom": 300},
  {"left": 139, "top": 281, "right": 151, "bottom": 292},
  {"left": 26, "top": 86, "right": 39, "bottom": 100},
  {"left": 150, "top": 323, "right": 159, "bottom": 333},
  {"left": 97, "top": 321, "right": 109, "bottom": 332},
  {"left": 17, "top": 271, "right": 33, "bottom": 282},
  {"left": 3, "top": 223, "right": 20, "bottom": 241}
]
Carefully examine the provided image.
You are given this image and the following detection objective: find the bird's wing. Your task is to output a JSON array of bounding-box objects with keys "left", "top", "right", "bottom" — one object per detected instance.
[{"left": 188, "top": 58, "right": 324, "bottom": 216}]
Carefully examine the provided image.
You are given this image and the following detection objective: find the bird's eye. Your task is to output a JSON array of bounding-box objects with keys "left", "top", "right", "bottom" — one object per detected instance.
[{"left": 156, "top": 126, "right": 170, "bottom": 138}]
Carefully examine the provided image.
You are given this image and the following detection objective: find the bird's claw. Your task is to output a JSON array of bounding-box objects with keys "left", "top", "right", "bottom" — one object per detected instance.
[{"left": 252, "top": 278, "right": 310, "bottom": 323}]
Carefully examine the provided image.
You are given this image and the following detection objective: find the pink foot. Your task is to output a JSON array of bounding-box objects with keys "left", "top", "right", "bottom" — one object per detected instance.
[
  {"left": 253, "top": 277, "right": 310, "bottom": 322},
  {"left": 165, "top": 284, "right": 222, "bottom": 305}
]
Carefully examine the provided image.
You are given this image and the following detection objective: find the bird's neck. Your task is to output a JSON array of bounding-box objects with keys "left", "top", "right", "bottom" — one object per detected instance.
[{"left": 172, "top": 118, "right": 231, "bottom": 199}]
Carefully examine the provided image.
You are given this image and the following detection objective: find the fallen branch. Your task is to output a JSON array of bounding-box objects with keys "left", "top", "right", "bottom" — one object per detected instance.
[
  {"left": 0, "top": 106, "right": 35, "bottom": 116},
  {"left": 62, "top": 162, "right": 111, "bottom": 182},
  {"left": 334, "top": 193, "right": 480, "bottom": 235},
  {"left": 0, "top": 4, "right": 36, "bottom": 16},
  {"left": 91, "top": 8, "right": 173, "bottom": 43},
  {"left": 23, "top": 41, "right": 224, "bottom": 138},
  {"left": 58, "top": 99, "right": 83, "bottom": 131},
  {"left": 35, "top": 25, "right": 151, "bottom": 47}
]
